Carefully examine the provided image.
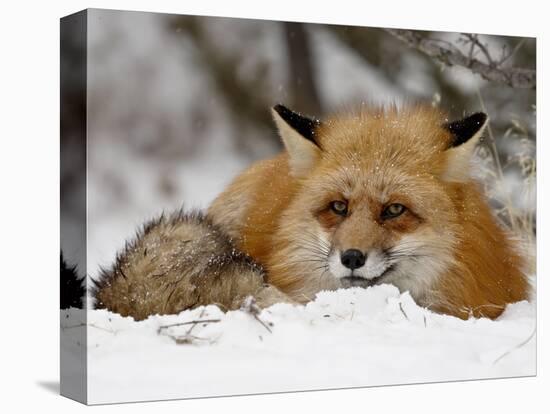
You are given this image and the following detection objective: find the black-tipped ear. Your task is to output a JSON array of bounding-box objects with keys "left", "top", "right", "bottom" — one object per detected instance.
[
  {"left": 272, "top": 104, "right": 321, "bottom": 146},
  {"left": 271, "top": 104, "right": 322, "bottom": 177},
  {"left": 444, "top": 112, "right": 488, "bottom": 148}
]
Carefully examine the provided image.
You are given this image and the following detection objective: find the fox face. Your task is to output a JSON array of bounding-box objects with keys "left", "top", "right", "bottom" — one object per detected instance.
[{"left": 268, "top": 104, "right": 490, "bottom": 304}]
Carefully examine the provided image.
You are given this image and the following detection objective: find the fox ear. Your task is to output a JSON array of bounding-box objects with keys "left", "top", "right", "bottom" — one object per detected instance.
[
  {"left": 272, "top": 104, "right": 321, "bottom": 177},
  {"left": 441, "top": 112, "right": 488, "bottom": 182},
  {"left": 444, "top": 112, "right": 488, "bottom": 148}
]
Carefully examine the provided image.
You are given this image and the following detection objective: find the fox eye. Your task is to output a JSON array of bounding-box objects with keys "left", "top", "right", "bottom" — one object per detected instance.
[
  {"left": 382, "top": 203, "right": 406, "bottom": 219},
  {"left": 330, "top": 200, "right": 348, "bottom": 216}
]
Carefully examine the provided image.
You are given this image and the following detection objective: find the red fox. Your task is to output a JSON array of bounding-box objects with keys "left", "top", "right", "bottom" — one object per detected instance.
[
  {"left": 208, "top": 104, "right": 529, "bottom": 319},
  {"left": 95, "top": 104, "right": 529, "bottom": 320}
]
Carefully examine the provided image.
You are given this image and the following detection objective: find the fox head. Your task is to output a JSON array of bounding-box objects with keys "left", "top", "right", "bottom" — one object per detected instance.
[{"left": 269, "top": 104, "right": 489, "bottom": 303}]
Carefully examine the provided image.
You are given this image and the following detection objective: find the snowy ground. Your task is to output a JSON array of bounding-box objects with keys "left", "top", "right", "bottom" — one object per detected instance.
[{"left": 64, "top": 285, "right": 535, "bottom": 404}]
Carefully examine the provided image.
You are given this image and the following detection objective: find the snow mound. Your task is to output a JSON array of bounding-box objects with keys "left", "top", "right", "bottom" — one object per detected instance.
[{"left": 64, "top": 284, "right": 535, "bottom": 404}]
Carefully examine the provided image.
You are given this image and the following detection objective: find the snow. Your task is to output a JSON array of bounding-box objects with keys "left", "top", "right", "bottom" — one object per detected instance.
[{"left": 67, "top": 285, "right": 535, "bottom": 404}]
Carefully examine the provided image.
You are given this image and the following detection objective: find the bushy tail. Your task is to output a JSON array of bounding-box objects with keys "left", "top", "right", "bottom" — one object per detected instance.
[
  {"left": 91, "top": 209, "right": 271, "bottom": 320},
  {"left": 60, "top": 252, "right": 85, "bottom": 309}
]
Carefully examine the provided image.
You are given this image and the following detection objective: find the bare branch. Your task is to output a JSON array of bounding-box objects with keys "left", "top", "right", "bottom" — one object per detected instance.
[
  {"left": 385, "top": 29, "right": 536, "bottom": 89},
  {"left": 157, "top": 308, "right": 222, "bottom": 345},
  {"left": 240, "top": 296, "right": 274, "bottom": 333},
  {"left": 462, "top": 33, "right": 494, "bottom": 66},
  {"left": 157, "top": 319, "right": 221, "bottom": 333},
  {"left": 324, "top": 25, "right": 472, "bottom": 115}
]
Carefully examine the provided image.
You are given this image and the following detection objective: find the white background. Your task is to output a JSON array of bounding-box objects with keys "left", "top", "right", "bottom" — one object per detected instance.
[{"left": 0, "top": 0, "right": 546, "bottom": 412}]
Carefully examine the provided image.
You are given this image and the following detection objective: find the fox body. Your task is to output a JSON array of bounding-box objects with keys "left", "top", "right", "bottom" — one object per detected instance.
[
  {"left": 95, "top": 104, "right": 529, "bottom": 320},
  {"left": 209, "top": 104, "right": 529, "bottom": 319}
]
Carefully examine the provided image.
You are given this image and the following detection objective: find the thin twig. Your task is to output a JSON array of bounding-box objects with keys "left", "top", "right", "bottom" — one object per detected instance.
[
  {"left": 241, "top": 296, "right": 274, "bottom": 333},
  {"left": 61, "top": 322, "right": 117, "bottom": 334},
  {"left": 385, "top": 29, "right": 535, "bottom": 89},
  {"left": 157, "top": 319, "right": 221, "bottom": 333},
  {"left": 399, "top": 302, "right": 410, "bottom": 321},
  {"left": 492, "top": 328, "right": 536, "bottom": 365},
  {"left": 158, "top": 308, "right": 222, "bottom": 345},
  {"left": 463, "top": 34, "right": 494, "bottom": 66}
]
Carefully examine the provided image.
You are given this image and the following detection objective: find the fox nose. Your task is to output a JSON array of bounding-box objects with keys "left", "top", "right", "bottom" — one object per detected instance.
[{"left": 340, "top": 249, "right": 366, "bottom": 270}]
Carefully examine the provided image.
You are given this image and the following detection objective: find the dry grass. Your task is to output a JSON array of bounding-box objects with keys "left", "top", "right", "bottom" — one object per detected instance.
[{"left": 473, "top": 92, "right": 536, "bottom": 273}]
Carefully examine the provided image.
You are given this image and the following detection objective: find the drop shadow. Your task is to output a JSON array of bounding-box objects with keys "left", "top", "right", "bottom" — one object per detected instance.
[{"left": 36, "top": 380, "right": 60, "bottom": 395}]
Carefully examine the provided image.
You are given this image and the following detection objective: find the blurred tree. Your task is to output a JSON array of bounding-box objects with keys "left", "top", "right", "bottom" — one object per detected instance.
[
  {"left": 83, "top": 11, "right": 536, "bottom": 268},
  {"left": 283, "top": 22, "right": 323, "bottom": 115},
  {"left": 325, "top": 25, "right": 471, "bottom": 116},
  {"left": 170, "top": 16, "right": 279, "bottom": 154}
]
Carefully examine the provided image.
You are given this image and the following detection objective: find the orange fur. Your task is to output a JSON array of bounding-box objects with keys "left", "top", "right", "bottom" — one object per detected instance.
[{"left": 208, "top": 104, "right": 529, "bottom": 319}]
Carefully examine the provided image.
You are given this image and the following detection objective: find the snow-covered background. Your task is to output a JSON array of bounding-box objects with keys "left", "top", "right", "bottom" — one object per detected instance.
[{"left": 59, "top": 9, "right": 536, "bottom": 403}]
